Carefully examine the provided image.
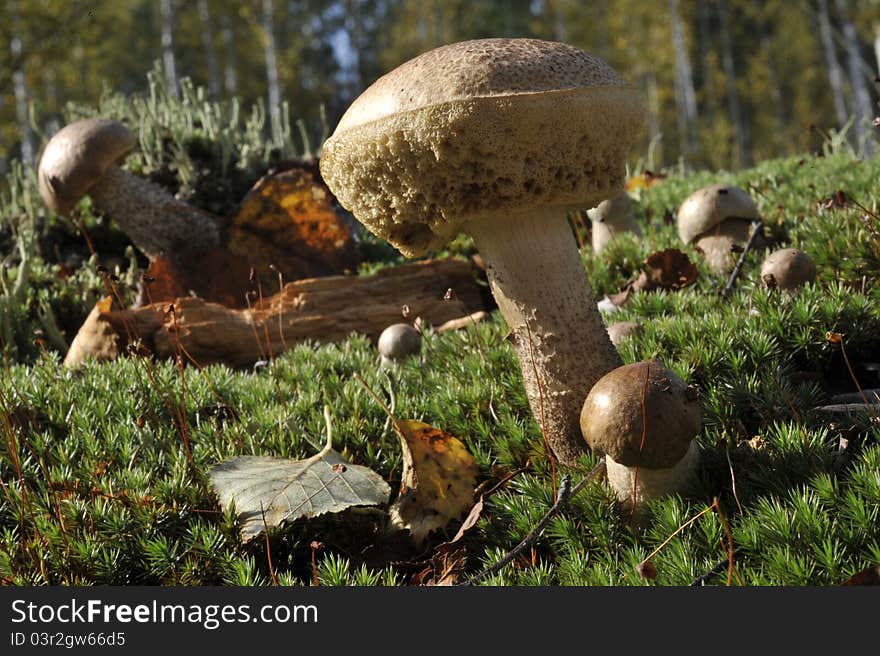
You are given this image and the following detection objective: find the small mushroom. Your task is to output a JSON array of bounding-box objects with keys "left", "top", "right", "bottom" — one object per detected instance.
[
  {"left": 677, "top": 184, "right": 765, "bottom": 275},
  {"left": 580, "top": 360, "right": 702, "bottom": 509},
  {"left": 38, "top": 118, "right": 220, "bottom": 263},
  {"left": 606, "top": 320, "right": 643, "bottom": 348},
  {"left": 320, "top": 38, "right": 645, "bottom": 465},
  {"left": 378, "top": 323, "right": 422, "bottom": 365},
  {"left": 760, "top": 247, "right": 816, "bottom": 291},
  {"left": 587, "top": 191, "right": 640, "bottom": 253}
]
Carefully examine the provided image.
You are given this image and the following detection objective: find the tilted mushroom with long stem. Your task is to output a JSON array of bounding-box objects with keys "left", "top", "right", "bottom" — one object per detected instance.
[
  {"left": 38, "top": 118, "right": 220, "bottom": 263},
  {"left": 319, "top": 38, "right": 645, "bottom": 464}
]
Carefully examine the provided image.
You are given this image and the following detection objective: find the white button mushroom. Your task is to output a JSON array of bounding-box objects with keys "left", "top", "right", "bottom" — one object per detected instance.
[
  {"left": 760, "top": 247, "right": 816, "bottom": 291},
  {"left": 377, "top": 323, "right": 422, "bottom": 365},
  {"left": 320, "top": 38, "right": 645, "bottom": 465},
  {"left": 580, "top": 360, "right": 702, "bottom": 510},
  {"left": 38, "top": 118, "right": 220, "bottom": 262},
  {"left": 587, "top": 191, "right": 640, "bottom": 253},
  {"left": 677, "top": 184, "right": 765, "bottom": 275}
]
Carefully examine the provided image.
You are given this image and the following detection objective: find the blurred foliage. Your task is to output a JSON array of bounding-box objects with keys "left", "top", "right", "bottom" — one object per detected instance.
[{"left": 0, "top": 0, "right": 878, "bottom": 177}]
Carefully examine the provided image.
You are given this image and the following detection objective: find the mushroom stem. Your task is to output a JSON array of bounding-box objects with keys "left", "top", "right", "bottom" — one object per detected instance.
[
  {"left": 467, "top": 205, "right": 622, "bottom": 465},
  {"left": 606, "top": 440, "right": 699, "bottom": 508},
  {"left": 591, "top": 216, "right": 641, "bottom": 253},
  {"left": 89, "top": 165, "right": 221, "bottom": 261}
]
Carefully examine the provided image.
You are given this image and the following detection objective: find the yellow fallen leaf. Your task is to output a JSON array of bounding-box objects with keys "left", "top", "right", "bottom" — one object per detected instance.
[
  {"left": 389, "top": 420, "right": 479, "bottom": 545},
  {"left": 226, "top": 164, "right": 361, "bottom": 287},
  {"left": 624, "top": 172, "right": 666, "bottom": 192}
]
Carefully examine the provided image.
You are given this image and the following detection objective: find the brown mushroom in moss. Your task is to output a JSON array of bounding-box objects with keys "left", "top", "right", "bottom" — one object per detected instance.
[
  {"left": 38, "top": 117, "right": 220, "bottom": 263},
  {"left": 378, "top": 322, "right": 422, "bottom": 365},
  {"left": 760, "top": 247, "right": 816, "bottom": 291},
  {"left": 319, "top": 38, "right": 645, "bottom": 465},
  {"left": 587, "top": 191, "right": 640, "bottom": 253},
  {"left": 677, "top": 184, "right": 765, "bottom": 275},
  {"left": 580, "top": 360, "right": 702, "bottom": 509}
]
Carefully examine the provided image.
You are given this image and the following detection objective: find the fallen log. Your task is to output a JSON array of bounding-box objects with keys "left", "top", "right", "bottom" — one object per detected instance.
[{"left": 64, "top": 258, "right": 490, "bottom": 368}]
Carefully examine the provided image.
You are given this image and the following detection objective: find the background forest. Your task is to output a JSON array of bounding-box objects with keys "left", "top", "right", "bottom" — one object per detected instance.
[{"left": 1, "top": 0, "right": 879, "bottom": 178}]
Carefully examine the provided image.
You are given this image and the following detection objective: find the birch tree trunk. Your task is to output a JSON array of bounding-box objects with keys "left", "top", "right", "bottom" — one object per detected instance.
[
  {"left": 262, "top": 0, "right": 283, "bottom": 146},
  {"left": 874, "top": 22, "right": 880, "bottom": 77},
  {"left": 645, "top": 70, "right": 662, "bottom": 168},
  {"left": 762, "top": 34, "right": 786, "bottom": 132},
  {"left": 836, "top": 0, "right": 875, "bottom": 155},
  {"left": 669, "top": 0, "right": 699, "bottom": 159},
  {"left": 9, "top": 1, "right": 34, "bottom": 166},
  {"left": 221, "top": 10, "right": 238, "bottom": 96},
  {"left": 159, "top": 0, "right": 179, "bottom": 98},
  {"left": 197, "top": 0, "right": 221, "bottom": 99},
  {"left": 343, "top": 0, "right": 363, "bottom": 94},
  {"left": 817, "top": 0, "right": 849, "bottom": 130},
  {"left": 698, "top": 0, "right": 715, "bottom": 120},
  {"left": 719, "top": 0, "right": 750, "bottom": 167}
]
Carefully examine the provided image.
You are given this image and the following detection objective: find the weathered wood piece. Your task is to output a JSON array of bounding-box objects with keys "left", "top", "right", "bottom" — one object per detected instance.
[{"left": 64, "top": 258, "right": 488, "bottom": 368}]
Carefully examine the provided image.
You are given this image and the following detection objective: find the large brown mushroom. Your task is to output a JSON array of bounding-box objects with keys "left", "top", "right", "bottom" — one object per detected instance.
[
  {"left": 580, "top": 360, "right": 702, "bottom": 508},
  {"left": 319, "top": 38, "right": 644, "bottom": 465},
  {"left": 677, "top": 184, "right": 765, "bottom": 275},
  {"left": 38, "top": 118, "right": 220, "bottom": 263}
]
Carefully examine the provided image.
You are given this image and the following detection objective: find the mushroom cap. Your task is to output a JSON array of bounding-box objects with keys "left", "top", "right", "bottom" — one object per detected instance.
[
  {"left": 580, "top": 360, "right": 701, "bottom": 469},
  {"left": 586, "top": 191, "right": 636, "bottom": 228},
  {"left": 377, "top": 323, "right": 422, "bottom": 361},
  {"left": 677, "top": 184, "right": 759, "bottom": 245},
  {"left": 760, "top": 247, "right": 816, "bottom": 290},
  {"left": 38, "top": 118, "right": 136, "bottom": 215},
  {"left": 320, "top": 38, "right": 645, "bottom": 257}
]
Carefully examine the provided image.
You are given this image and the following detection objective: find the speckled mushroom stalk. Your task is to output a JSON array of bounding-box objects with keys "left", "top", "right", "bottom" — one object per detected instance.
[
  {"left": 319, "top": 38, "right": 645, "bottom": 465},
  {"left": 467, "top": 206, "right": 623, "bottom": 464},
  {"left": 38, "top": 118, "right": 219, "bottom": 262},
  {"left": 86, "top": 166, "right": 220, "bottom": 261}
]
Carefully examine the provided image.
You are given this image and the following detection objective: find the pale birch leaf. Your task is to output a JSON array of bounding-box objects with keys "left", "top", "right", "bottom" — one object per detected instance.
[{"left": 210, "top": 452, "right": 391, "bottom": 541}]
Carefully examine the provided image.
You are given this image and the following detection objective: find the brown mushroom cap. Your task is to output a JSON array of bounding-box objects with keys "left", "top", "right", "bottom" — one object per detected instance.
[
  {"left": 378, "top": 323, "right": 422, "bottom": 361},
  {"left": 760, "top": 248, "right": 816, "bottom": 291},
  {"left": 677, "top": 184, "right": 759, "bottom": 245},
  {"left": 38, "top": 118, "right": 137, "bottom": 215},
  {"left": 587, "top": 191, "right": 636, "bottom": 228},
  {"left": 320, "top": 38, "right": 644, "bottom": 256},
  {"left": 580, "top": 360, "right": 701, "bottom": 468}
]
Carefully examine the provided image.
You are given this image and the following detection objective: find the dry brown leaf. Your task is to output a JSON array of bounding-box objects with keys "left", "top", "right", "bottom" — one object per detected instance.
[
  {"left": 605, "top": 286, "right": 633, "bottom": 308},
  {"left": 634, "top": 248, "right": 699, "bottom": 292},
  {"left": 450, "top": 496, "right": 485, "bottom": 543},
  {"left": 389, "top": 420, "right": 479, "bottom": 545}
]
